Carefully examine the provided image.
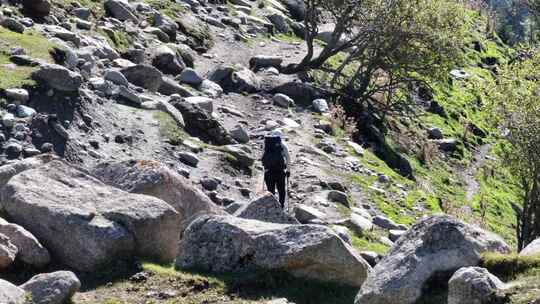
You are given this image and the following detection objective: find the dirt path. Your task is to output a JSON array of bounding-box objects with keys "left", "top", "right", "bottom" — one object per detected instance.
[{"left": 463, "top": 144, "right": 492, "bottom": 202}]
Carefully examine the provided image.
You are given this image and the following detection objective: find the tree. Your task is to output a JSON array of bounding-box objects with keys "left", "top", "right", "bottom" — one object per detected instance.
[
  {"left": 487, "top": 51, "right": 540, "bottom": 250},
  {"left": 282, "top": 0, "right": 469, "bottom": 117}
]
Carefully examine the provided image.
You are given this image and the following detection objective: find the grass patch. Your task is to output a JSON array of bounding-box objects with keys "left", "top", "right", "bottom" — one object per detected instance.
[
  {"left": 98, "top": 29, "right": 133, "bottom": 52},
  {"left": 481, "top": 253, "right": 540, "bottom": 280},
  {"left": 351, "top": 232, "right": 389, "bottom": 255},
  {"left": 153, "top": 110, "right": 188, "bottom": 144},
  {"left": 0, "top": 28, "right": 55, "bottom": 89}
]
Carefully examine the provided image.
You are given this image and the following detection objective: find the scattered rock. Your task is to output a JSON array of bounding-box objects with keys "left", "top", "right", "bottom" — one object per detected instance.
[
  {"left": 208, "top": 65, "right": 260, "bottom": 94},
  {"left": 176, "top": 149, "right": 201, "bottom": 166},
  {"left": 185, "top": 96, "right": 213, "bottom": 113},
  {"left": 346, "top": 213, "right": 373, "bottom": 234},
  {"left": 5, "top": 89, "right": 29, "bottom": 104},
  {"left": 234, "top": 193, "right": 299, "bottom": 224},
  {"left": 294, "top": 204, "right": 326, "bottom": 224},
  {"left": 32, "top": 64, "right": 82, "bottom": 92},
  {"left": 104, "top": 69, "right": 129, "bottom": 87},
  {"left": 312, "top": 99, "right": 329, "bottom": 113},
  {"left": 104, "top": 0, "right": 138, "bottom": 22},
  {"left": 121, "top": 65, "right": 163, "bottom": 92},
  {"left": 20, "top": 271, "right": 81, "bottom": 304},
  {"left": 332, "top": 225, "right": 352, "bottom": 245},
  {"left": 177, "top": 215, "right": 371, "bottom": 287},
  {"left": 1, "top": 18, "right": 25, "bottom": 33},
  {"left": 273, "top": 93, "right": 295, "bottom": 108},
  {"left": 171, "top": 100, "right": 233, "bottom": 145},
  {"left": 372, "top": 215, "right": 400, "bottom": 230},
  {"left": 388, "top": 229, "right": 406, "bottom": 242},
  {"left": 355, "top": 215, "right": 511, "bottom": 304},
  {"left": 150, "top": 45, "right": 185, "bottom": 76},
  {"left": 230, "top": 125, "right": 249, "bottom": 144},
  {"left": 178, "top": 68, "right": 203, "bottom": 86},
  {"left": 447, "top": 267, "right": 507, "bottom": 304},
  {"left": 427, "top": 127, "right": 443, "bottom": 140},
  {"left": 0, "top": 218, "right": 50, "bottom": 268}
]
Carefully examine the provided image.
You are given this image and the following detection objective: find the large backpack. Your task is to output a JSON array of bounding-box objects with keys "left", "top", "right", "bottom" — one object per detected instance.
[{"left": 262, "top": 136, "right": 286, "bottom": 171}]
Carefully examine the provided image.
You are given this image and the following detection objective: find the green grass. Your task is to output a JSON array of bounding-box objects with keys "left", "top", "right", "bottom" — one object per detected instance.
[
  {"left": 0, "top": 28, "right": 55, "bottom": 89},
  {"left": 98, "top": 29, "right": 132, "bottom": 52},
  {"left": 153, "top": 110, "right": 189, "bottom": 145},
  {"left": 481, "top": 253, "right": 540, "bottom": 280},
  {"left": 351, "top": 232, "right": 390, "bottom": 255},
  {"left": 141, "top": 263, "right": 359, "bottom": 304}
]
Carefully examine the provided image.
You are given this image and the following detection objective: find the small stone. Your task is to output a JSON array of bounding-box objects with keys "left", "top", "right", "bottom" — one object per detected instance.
[
  {"left": 40, "top": 143, "right": 54, "bottom": 153},
  {"left": 5, "top": 88, "right": 29, "bottom": 104},
  {"left": 2, "top": 113, "right": 15, "bottom": 128},
  {"left": 16, "top": 105, "right": 36, "bottom": 118},
  {"left": 230, "top": 125, "right": 249, "bottom": 144},
  {"left": 1, "top": 18, "right": 25, "bottom": 33},
  {"left": 178, "top": 68, "right": 203, "bottom": 86},
  {"left": 272, "top": 93, "right": 294, "bottom": 108},
  {"left": 200, "top": 177, "right": 221, "bottom": 191},
  {"left": 372, "top": 215, "right": 400, "bottom": 230},
  {"left": 178, "top": 151, "right": 199, "bottom": 167},
  {"left": 427, "top": 127, "right": 443, "bottom": 140},
  {"left": 312, "top": 98, "right": 329, "bottom": 113}
]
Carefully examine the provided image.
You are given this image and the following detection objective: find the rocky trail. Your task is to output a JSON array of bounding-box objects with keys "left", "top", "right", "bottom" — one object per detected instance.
[
  {"left": 463, "top": 143, "right": 492, "bottom": 202},
  {"left": 0, "top": 0, "right": 536, "bottom": 304}
]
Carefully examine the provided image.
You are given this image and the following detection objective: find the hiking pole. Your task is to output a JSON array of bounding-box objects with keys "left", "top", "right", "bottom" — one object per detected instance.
[{"left": 285, "top": 174, "right": 290, "bottom": 214}]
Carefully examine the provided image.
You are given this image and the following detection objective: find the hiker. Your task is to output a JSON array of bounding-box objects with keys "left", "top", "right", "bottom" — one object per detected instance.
[{"left": 262, "top": 129, "right": 290, "bottom": 208}]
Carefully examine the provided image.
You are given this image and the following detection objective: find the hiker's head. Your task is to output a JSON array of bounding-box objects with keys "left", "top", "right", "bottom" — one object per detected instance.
[{"left": 268, "top": 129, "right": 284, "bottom": 139}]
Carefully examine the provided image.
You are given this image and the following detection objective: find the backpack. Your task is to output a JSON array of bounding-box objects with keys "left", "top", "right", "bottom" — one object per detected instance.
[{"left": 262, "top": 136, "right": 286, "bottom": 171}]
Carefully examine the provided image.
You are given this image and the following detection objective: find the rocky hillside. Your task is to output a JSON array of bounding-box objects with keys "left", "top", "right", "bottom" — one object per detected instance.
[{"left": 0, "top": 0, "right": 537, "bottom": 303}]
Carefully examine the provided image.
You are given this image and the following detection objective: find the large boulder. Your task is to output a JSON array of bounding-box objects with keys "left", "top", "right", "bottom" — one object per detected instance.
[
  {"left": 519, "top": 238, "right": 540, "bottom": 257},
  {"left": 447, "top": 267, "right": 507, "bottom": 304},
  {"left": 150, "top": 45, "right": 185, "bottom": 76},
  {"left": 355, "top": 215, "right": 511, "bottom": 304},
  {"left": 32, "top": 64, "right": 83, "bottom": 92},
  {"left": 176, "top": 215, "right": 371, "bottom": 287},
  {"left": 0, "top": 160, "right": 181, "bottom": 271},
  {"left": 22, "top": 0, "right": 51, "bottom": 17},
  {"left": 170, "top": 99, "right": 234, "bottom": 145},
  {"left": 121, "top": 65, "right": 163, "bottom": 92},
  {"left": 234, "top": 193, "right": 299, "bottom": 224},
  {"left": 104, "top": 0, "right": 138, "bottom": 22},
  {"left": 20, "top": 271, "right": 80, "bottom": 304},
  {"left": 208, "top": 66, "right": 260, "bottom": 94},
  {"left": 90, "top": 160, "right": 224, "bottom": 233},
  {"left": 0, "top": 154, "right": 58, "bottom": 188},
  {"left": 270, "top": 81, "right": 327, "bottom": 105},
  {"left": 0, "top": 218, "right": 50, "bottom": 268},
  {"left": 0, "top": 279, "right": 24, "bottom": 304}
]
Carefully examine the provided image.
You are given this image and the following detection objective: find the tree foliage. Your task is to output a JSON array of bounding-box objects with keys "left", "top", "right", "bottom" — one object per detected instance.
[
  {"left": 487, "top": 51, "right": 540, "bottom": 250},
  {"left": 283, "top": 0, "right": 469, "bottom": 116}
]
